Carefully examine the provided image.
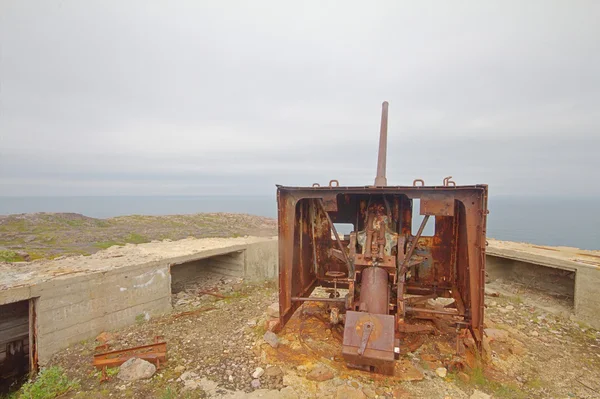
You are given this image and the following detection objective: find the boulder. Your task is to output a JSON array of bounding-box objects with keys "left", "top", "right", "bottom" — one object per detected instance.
[{"left": 117, "top": 358, "right": 156, "bottom": 381}]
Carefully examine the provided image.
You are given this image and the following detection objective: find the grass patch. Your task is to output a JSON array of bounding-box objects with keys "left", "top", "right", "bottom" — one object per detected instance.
[
  {"left": 510, "top": 295, "right": 524, "bottom": 305},
  {"left": 0, "top": 250, "right": 24, "bottom": 262},
  {"left": 160, "top": 386, "right": 177, "bottom": 399},
  {"left": 123, "top": 232, "right": 147, "bottom": 244},
  {"left": 469, "top": 366, "right": 528, "bottom": 399},
  {"left": 6, "top": 366, "right": 79, "bottom": 399},
  {"left": 94, "top": 240, "right": 124, "bottom": 249}
]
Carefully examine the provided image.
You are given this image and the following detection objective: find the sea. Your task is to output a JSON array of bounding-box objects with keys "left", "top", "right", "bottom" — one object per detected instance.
[{"left": 0, "top": 195, "right": 598, "bottom": 250}]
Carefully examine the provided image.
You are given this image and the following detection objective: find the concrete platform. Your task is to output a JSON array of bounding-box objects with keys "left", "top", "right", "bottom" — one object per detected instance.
[
  {"left": 487, "top": 239, "right": 600, "bottom": 329},
  {"left": 0, "top": 236, "right": 277, "bottom": 369}
]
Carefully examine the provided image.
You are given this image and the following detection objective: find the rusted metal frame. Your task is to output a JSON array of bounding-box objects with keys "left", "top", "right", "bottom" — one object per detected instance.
[
  {"left": 277, "top": 191, "right": 297, "bottom": 327},
  {"left": 399, "top": 214, "right": 430, "bottom": 275},
  {"left": 316, "top": 198, "right": 352, "bottom": 272},
  {"left": 277, "top": 185, "right": 488, "bottom": 193},
  {"left": 405, "top": 306, "right": 464, "bottom": 317},
  {"left": 310, "top": 200, "right": 319, "bottom": 275},
  {"left": 462, "top": 194, "right": 485, "bottom": 344},
  {"left": 28, "top": 297, "right": 38, "bottom": 377},
  {"left": 291, "top": 297, "right": 345, "bottom": 303}
]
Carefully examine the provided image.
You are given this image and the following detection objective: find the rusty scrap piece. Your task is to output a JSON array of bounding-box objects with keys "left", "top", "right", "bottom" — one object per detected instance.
[
  {"left": 172, "top": 306, "right": 217, "bottom": 319},
  {"left": 276, "top": 101, "right": 488, "bottom": 375},
  {"left": 197, "top": 290, "right": 227, "bottom": 299},
  {"left": 93, "top": 341, "right": 167, "bottom": 371}
]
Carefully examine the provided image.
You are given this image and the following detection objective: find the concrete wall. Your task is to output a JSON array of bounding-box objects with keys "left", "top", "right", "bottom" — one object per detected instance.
[
  {"left": 243, "top": 240, "right": 278, "bottom": 281},
  {"left": 35, "top": 261, "right": 172, "bottom": 364},
  {"left": 486, "top": 253, "right": 600, "bottom": 330},
  {"left": 486, "top": 255, "right": 575, "bottom": 301},
  {"left": 0, "top": 239, "right": 279, "bottom": 365}
]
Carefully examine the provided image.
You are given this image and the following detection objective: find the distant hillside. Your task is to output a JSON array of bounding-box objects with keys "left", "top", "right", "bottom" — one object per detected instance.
[{"left": 0, "top": 212, "right": 277, "bottom": 261}]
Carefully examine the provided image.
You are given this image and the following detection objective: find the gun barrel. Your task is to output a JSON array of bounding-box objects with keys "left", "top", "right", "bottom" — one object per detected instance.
[{"left": 374, "top": 101, "right": 389, "bottom": 186}]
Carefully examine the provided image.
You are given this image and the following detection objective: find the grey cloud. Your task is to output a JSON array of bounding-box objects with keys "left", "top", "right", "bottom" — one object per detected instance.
[{"left": 1, "top": 0, "right": 599, "bottom": 196}]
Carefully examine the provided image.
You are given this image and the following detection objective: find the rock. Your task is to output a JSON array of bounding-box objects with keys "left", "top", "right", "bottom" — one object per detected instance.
[
  {"left": 392, "top": 387, "right": 411, "bottom": 398},
  {"left": 362, "top": 387, "right": 377, "bottom": 398},
  {"left": 482, "top": 336, "right": 493, "bottom": 362},
  {"left": 95, "top": 331, "right": 115, "bottom": 344},
  {"left": 264, "top": 366, "right": 283, "bottom": 377},
  {"left": 470, "top": 389, "right": 491, "bottom": 399},
  {"left": 485, "top": 328, "right": 509, "bottom": 342},
  {"left": 267, "top": 303, "right": 280, "bottom": 318},
  {"left": 265, "top": 318, "right": 280, "bottom": 332},
  {"left": 530, "top": 330, "right": 539, "bottom": 337},
  {"left": 505, "top": 305, "right": 514, "bottom": 310},
  {"left": 247, "top": 319, "right": 257, "bottom": 327},
  {"left": 336, "top": 385, "right": 366, "bottom": 399},
  {"left": 178, "top": 371, "right": 198, "bottom": 381},
  {"left": 484, "top": 287, "right": 500, "bottom": 297},
  {"left": 509, "top": 341, "right": 527, "bottom": 355},
  {"left": 117, "top": 358, "right": 156, "bottom": 381},
  {"left": 263, "top": 331, "right": 280, "bottom": 348},
  {"left": 251, "top": 378, "right": 261, "bottom": 388},
  {"left": 278, "top": 386, "right": 299, "bottom": 399},
  {"left": 174, "top": 365, "right": 186, "bottom": 373},
  {"left": 252, "top": 367, "right": 265, "bottom": 379},
  {"left": 282, "top": 372, "right": 304, "bottom": 387},
  {"left": 307, "top": 364, "right": 334, "bottom": 381},
  {"left": 458, "top": 371, "right": 470, "bottom": 383},
  {"left": 435, "top": 367, "right": 447, "bottom": 378}
]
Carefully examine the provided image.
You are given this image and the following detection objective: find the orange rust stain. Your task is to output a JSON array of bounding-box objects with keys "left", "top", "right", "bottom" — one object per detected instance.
[{"left": 265, "top": 302, "right": 469, "bottom": 383}]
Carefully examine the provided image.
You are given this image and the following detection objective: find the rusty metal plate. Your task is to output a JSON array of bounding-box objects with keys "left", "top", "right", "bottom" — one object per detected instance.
[
  {"left": 342, "top": 311, "right": 395, "bottom": 357},
  {"left": 420, "top": 193, "right": 455, "bottom": 216}
]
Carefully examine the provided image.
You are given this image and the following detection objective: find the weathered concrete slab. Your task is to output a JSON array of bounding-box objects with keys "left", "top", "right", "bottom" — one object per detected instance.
[{"left": 487, "top": 239, "right": 600, "bottom": 329}]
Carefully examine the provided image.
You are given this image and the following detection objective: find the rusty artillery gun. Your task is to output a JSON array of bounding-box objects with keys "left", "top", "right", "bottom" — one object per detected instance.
[{"left": 275, "top": 102, "right": 488, "bottom": 374}]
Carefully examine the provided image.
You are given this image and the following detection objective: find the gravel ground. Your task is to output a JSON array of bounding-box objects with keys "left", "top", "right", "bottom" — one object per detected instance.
[{"left": 39, "top": 273, "right": 600, "bottom": 399}]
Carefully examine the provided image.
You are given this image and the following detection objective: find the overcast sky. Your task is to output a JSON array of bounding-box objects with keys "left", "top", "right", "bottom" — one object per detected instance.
[{"left": 1, "top": 0, "right": 599, "bottom": 197}]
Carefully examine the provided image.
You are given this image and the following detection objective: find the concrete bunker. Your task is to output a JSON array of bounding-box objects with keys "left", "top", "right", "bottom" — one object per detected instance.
[
  {"left": 170, "top": 250, "right": 245, "bottom": 293},
  {"left": 0, "top": 299, "right": 36, "bottom": 394},
  {"left": 486, "top": 256, "right": 576, "bottom": 307}
]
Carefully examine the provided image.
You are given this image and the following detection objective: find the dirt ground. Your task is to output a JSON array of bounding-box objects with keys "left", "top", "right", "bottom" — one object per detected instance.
[{"left": 38, "top": 269, "right": 600, "bottom": 399}]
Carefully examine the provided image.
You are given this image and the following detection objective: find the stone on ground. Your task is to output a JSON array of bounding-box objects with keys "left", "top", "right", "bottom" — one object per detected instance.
[
  {"left": 252, "top": 367, "right": 265, "bottom": 378},
  {"left": 263, "top": 331, "right": 279, "bottom": 348},
  {"left": 306, "top": 364, "right": 334, "bottom": 381},
  {"left": 117, "top": 358, "right": 156, "bottom": 381},
  {"left": 264, "top": 366, "right": 283, "bottom": 377},
  {"left": 485, "top": 328, "right": 509, "bottom": 342},
  {"left": 267, "top": 302, "right": 279, "bottom": 318},
  {"left": 435, "top": 367, "right": 447, "bottom": 378},
  {"left": 470, "top": 389, "right": 491, "bottom": 399},
  {"left": 336, "top": 385, "right": 367, "bottom": 399}
]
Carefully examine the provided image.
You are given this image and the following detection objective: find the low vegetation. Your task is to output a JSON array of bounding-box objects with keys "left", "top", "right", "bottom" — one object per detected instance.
[
  {"left": 4, "top": 367, "right": 79, "bottom": 399},
  {"left": 0, "top": 212, "right": 276, "bottom": 260}
]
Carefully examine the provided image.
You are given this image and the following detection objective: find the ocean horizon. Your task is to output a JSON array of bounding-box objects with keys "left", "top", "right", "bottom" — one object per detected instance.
[{"left": 0, "top": 195, "right": 598, "bottom": 250}]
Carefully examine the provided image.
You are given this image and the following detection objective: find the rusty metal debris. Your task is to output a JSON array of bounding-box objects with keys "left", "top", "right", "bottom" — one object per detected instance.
[
  {"left": 92, "top": 336, "right": 167, "bottom": 382},
  {"left": 276, "top": 101, "right": 488, "bottom": 374}
]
